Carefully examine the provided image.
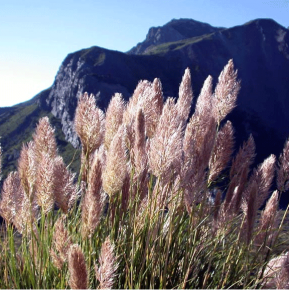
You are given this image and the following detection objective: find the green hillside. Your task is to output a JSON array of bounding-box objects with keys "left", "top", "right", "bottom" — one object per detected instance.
[{"left": 0, "top": 98, "right": 80, "bottom": 181}]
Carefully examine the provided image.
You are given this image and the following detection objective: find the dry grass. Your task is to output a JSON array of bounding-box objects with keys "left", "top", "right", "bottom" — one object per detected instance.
[{"left": 0, "top": 60, "right": 288, "bottom": 289}]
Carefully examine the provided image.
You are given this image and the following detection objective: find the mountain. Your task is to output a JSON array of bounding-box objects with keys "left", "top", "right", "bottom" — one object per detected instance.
[
  {"left": 46, "top": 18, "right": 288, "bottom": 158},
  {"left": 0, "top": 18, "right": 288, "bottom": 206}
]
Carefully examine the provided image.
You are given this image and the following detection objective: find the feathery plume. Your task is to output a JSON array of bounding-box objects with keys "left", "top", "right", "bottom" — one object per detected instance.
[
  {"left": 33, "top": 117, "right": 57, "bottom": 164},
  {"left": 81, "top": 154, "right": 105, "bottom": 238},
  {"left": 123, "top": 78, "right": 163, "bottom": 155},
  {"left": 132, "top": 78, "right": 164, "bottom": 139},
  {"left": 142, "top": 78, "right": 164, "bottom": 138},
  {"left": 208, "top": 121, "right": 234, "bottom": 184},
  {"left": 182, "top": 72, "right": 216, "bottom": 173},
  {"left": 97, "top": 144, "right": 107, "bottom": 168},
  {"left": 132, "top": 108, "right": 147, "bottom": 175},
  {"left": 123, "top": 121, "right": 135, "bottom": 157},
  {"left": 87, "top": 151, "right": 103, "bottom": 198},
  {"left": 74, "top": 92, "right": 105, "bottom": 156},
  {"left": 277, "top": 139, "right": 289, "bottom": 192},
  {"left": 95, "top": 237, "right": 118, "bottom": 289},
  {"left": 181, "top": 113, "right": 216, "bottom": 204},
  {"left": 16, "top": 142, "right": 39, "bottom": 234},
  {"left": 68, "top": 244, "right": 88, "bottom": 289},
  {"left": 123, "top": 80, "right": 151, "bottom": 128},
  {"left": 226, "top": 135, "right": 256, "bottom": 212},
  {"left": 131, "top": 80, "right": 151, "bottom": 106},
  {"left": 129, "top": 109, "right": 149, "bottom": 202},
  {"left": 195, "top": 75, "right": 213, "bottom": 117},
  {"left": 180, "top": 73, "right": 217, "bottom": 204},
  {"left": 262, "top": 252, "right": 289, "bottom": 289},
  {"left": 255, "top": 190, "right": 279, "bottom": 249},
  {"left": 102, "top": 125, "right": 127, "bottom": 196},
  {"left": 53, "top": 156, "right": 78, "bottom": 213},
  {"left": 18, "top": 141, "right": 37, "bottom": 200},
  {"left": 120, "top": 172, "right": 130, "bottom": 213},
  {"left": 13, "top": 189, "right": 39, "bottom": 235},
  {"left": 183, "top": 113, "right": 216, "bottom": 172},
  {"left": 148, "top": 97, "right": 183, "bottom": 184},
  {"left": 0, "top": 172, "right": 22, "bottom": 224},
  {"left": 50, "top": 249, "right": 64, "bottom": 271},
  {"left": 230, "top": 134, "right": 256, "bottom": 180},
  {"left": 51, "top": 216, "right": 72, "bottom": 269},
  {"left": 252, "top": 154, "right": 276, "bottom": 209},
  {"left": 275, "top": 252, "right": 289, "bottom": 289},
  {"left": 176, "top": 68, "right": 194, "bottom": 124},
  {"left": 104, "top": 93, "right": 125, "bottom": 150},
  {"left": 35, "top": 153, "right": 55, "bottom": 214},
  {"left": 152, "top": 77, "right": 164, "bottom": 111},
  {"left": 212, "top": 59, "right": 240, "bottom": 124}
]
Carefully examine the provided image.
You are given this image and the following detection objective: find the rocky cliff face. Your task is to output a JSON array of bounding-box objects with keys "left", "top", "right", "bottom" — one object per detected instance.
[
  {"left": 46, "top": 48, "right": 133, "bottom": 147},
  {"left": 45, "top": 18, "right": 288, "bottom": 167}
]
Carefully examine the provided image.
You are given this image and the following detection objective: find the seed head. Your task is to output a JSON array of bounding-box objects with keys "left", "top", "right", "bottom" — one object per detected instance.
[
  {"left": 104, "top": 93, "right": 125, "bottom": 150},
  {"left": 213, "top": 59, "right": 240, "bottom": 124},
  {"left": 95, "top": 237, "right": 118, "bottom": 289},
  {"left": 68, "top": 244, "right": 88, "bottom": 289},
  {"left": 176, "top": 68, "right": 194, "bottom": 124},
  {"left": 75, "top": 92, "right": 105, "bottom": 156},
  {"left": 208, "top": 121, "right": 234, "bottom": 184},
  {"left": 102, "top": 125, "right": 127, "bottom": 196},
  {"left": 53, "top": 156, "right": 78, "bottom": 213},
  {"left": 33, "top": 117, "right": 57, "bottom": 164}
]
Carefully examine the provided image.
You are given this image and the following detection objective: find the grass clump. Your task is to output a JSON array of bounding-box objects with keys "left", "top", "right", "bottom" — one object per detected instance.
[{"left": 0, "top": 60, "right": 289, "bottom": 289}]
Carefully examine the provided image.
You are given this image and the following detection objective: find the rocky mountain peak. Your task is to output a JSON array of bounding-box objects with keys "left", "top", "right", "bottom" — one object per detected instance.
[{"left": 128, "top": 18, "right": 223, "bottom": 55}]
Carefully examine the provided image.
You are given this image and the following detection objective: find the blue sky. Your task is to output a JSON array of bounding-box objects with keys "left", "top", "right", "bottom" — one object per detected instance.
[{"left": 0, "top": 0, "right": 289, "bottom": 107}]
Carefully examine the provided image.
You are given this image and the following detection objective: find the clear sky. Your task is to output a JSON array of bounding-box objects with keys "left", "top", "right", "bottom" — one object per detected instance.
[{"left": 0, "top": 0, "right": 289, "bottom": 107}]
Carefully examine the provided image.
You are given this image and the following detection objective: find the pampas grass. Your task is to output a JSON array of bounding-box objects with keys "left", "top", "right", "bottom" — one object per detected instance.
[{"left": 0, "top": 60, "right": 288, "bottom": 289}]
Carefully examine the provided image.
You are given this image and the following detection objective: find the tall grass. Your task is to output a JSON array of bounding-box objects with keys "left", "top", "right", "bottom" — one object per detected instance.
[{"left": 0, "top": 60, "right": 288, "bottom": 289}]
